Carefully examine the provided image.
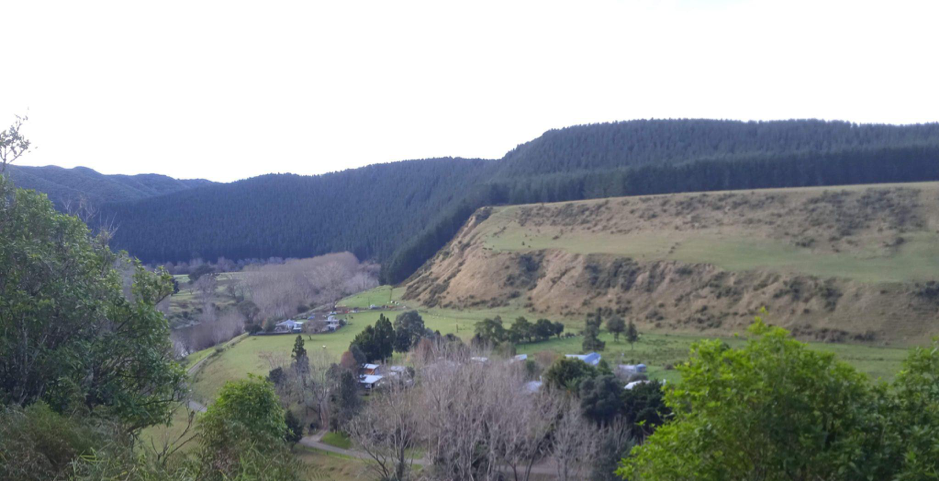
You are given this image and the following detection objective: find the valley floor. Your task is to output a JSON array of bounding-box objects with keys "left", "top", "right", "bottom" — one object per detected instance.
[{"left": 142, "top": 284, "right": 922, "bottom": 479}]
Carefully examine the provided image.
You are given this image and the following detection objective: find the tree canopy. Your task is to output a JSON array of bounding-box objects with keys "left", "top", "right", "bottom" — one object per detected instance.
[
  {"left": 0, "top": 175, "right": 184, "bottom": 431},
  {"left": 619, "top": 319, "right": 939, "bottom": 481}
]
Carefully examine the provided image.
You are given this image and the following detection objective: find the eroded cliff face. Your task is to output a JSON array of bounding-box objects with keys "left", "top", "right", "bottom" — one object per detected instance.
[{"left": 402, "top": 187, "right": 939, "bottom": 344}]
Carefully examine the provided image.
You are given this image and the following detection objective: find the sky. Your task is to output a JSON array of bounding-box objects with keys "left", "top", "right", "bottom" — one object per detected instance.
[{"left": 2, "top": 0, "right": 937, "bottom": 182}]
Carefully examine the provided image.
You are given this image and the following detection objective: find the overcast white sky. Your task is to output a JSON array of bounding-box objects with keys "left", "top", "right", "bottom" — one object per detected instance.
[{"left": 2, "top": 0, "right": 937, "bottom": 182}]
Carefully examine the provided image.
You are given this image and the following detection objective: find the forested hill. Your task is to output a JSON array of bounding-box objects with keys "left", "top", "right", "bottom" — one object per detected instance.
[
  {"left": 101, "top": 158, "right": 492, "bottom": 263},
  {"left": 6, "top": 164, "right": 212, "bottom": 207},
  {"left": 88, "top": 119, "right": 939, "bottom": 278},
  {"left": 495, "top": 119, "right": 939, "bottom": 177}
]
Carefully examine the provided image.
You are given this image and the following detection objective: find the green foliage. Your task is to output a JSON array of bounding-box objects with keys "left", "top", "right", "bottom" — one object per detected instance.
[
  {"left": 889, "top": 339, "right": 939, "bottom": 479},
  {"left": 375, "top": 314, "right": 395, "bottom": 361},
  {"left": 284, "top": 409, "right": 303, "bottom": 444},
  {"left": 349, "top": 343, "right": 367, "bottom": 366},
  {"left": 0, "top": 402, "right": 115, "bottom": 480},
  {"left": 393, "top": 310, "right": 426, "bottom": 353},
  {"left": 553, "top": 321, "right": 565, "bottom": 339},
  {"left": 350, "top": 314, "right": 395, "bottom": 362},
  {"left": 625, "top": 320, "right": 639, "bottom": 349},
  {"left": 606, "top": 314, "right": 626, "bottom": 342},
  {"left": 320, "top": 431, "right": 353, "bottom": 450},
  {"left": 533, "top": 318, "right": 556, "bottom": 341},
  {"left": 544, "top": 357, "right": 598, "bottom": 391},
  {"left": 583, "top": 313, "right": 606, "bottom": 352},
  {"left": 0, "top": 176, "right": 184, "bottom": 431},
  {"left": 473, "top": 316, "right": 507, "bottom": 345},
  {"left": 579, "top": 375, "right": 623, "bottom": 426},
  {"left": 199, "top": 376, "right": 295, "bottom": 480},
  {"left": 509, "top": 316, "right": 533, "bottom": 343},
  {"left": 291, "top": 335, "right": 307, "bottom": 364},
  {"left": 620, "top": 380, "right": 670, "bottom": 439},
  {"left": 267, "top": 366, "right": 285, "bottom": 386},
  {"left": 618, "top": 320, "right": 916, "bottom": 481}
]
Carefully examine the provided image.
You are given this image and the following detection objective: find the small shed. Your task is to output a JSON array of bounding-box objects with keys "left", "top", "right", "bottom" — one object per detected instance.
[
  {"left": 565, "top": 352, "right": 602, "bottom": 366},
  {"left": 359, "top": 374, "right": 383, "bottom": 390}
]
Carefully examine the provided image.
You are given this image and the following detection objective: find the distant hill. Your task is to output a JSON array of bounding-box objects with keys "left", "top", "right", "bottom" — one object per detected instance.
[
  {"left": 101, "top": 158, "right": 492, "bottom": 263},
  {"left": 63, "top": 119, "right": 939, "bottom": 278},
  {"left": 494, "top": 119, "right": 939, "bottom": 177},
  {"left": 401, "top": 182, "right": 939, "bottom": 344},
  {"left": 6, "top": 165, "right": 212, "bottom": 207}
]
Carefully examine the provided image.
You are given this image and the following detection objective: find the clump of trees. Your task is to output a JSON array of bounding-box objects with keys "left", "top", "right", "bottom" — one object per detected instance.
[
  {"left": 241, "top": 253, "right": 378, "bottom": 320},
  {"left": 583, "top": 310, "right": 606, "bottom": 352},
  {"left": 0, "top": 174, "right": 185, "bottom": 432},
  {"left": 393, "top": 310, "right": 431, "bottom": 353},
  {"left": 472, "top": 316, "right": 564, "bottom": 348},
  {"left": 349, "top": 314, "right": 395, "bottom": 363}
]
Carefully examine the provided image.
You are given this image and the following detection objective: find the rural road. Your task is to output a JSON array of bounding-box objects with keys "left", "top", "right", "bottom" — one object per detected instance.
[{"left": 183, "top": 334, "right": 250, "bottom": 413}]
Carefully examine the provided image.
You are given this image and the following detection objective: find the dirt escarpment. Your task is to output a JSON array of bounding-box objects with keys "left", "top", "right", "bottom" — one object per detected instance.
[{"left": 401, "top": 202, "right": 939, "bottom": 344}]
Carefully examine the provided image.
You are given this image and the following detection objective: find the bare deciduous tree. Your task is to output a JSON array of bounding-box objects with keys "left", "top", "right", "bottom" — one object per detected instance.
[
  {"left": 550, "top": 398, "right": 598, "bottom": 481},
  {"left": 306, "top": 348, "right": 335, "bottom": 428},
  {"left": 348, "top": 379, "right": 419, "bottom": 481},
  {"left": 194, "top": 274, "right": 218, "bottom": 306},
  {"left": 0, "top": 114, "right": 32, "bottom": 173},
  {"left": 240, "top": 252, "right": 377, "bottom": 320}
]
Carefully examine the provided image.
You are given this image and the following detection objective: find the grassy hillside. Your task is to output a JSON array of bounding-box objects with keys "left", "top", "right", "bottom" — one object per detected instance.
[
  {"left": 480, "top": 182, "right": 939, "bottom": 283},
  {"left": 401, "top": 182, "right": 939, "bottom": 345}
]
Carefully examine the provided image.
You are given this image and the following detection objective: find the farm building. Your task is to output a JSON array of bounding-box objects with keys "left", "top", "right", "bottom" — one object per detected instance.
[
  {"left": 359, "top": 374, "right": 383, "bottom": 390},
  {"left": 274, "top": 319, "right": 305, "bottom": 333},
  {"left": 565, "top": 352, "right": 602, "bottom": 366}
]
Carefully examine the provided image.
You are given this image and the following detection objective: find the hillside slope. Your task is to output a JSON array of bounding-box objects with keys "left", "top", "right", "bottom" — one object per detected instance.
[
  {"left": 6, "top": 165, "right": 211, "bottom": 207},
  {"left": 401, "top": 182, "right": 939, "bottom": 344}
]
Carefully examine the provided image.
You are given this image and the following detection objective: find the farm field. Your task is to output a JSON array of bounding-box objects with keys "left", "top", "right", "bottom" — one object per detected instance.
[
  {"left": 186, "top": 286, "right": 914, "bottom": 408},
  {"left": 296, "top": 448, "right": 370, "bottom": 481}
]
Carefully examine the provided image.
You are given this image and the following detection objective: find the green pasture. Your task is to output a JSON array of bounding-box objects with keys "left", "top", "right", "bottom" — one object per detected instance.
[
  {"left": 320, "top": 432, "right": 352, "bottom": 450},
  {"left": 191, "top": 286, "right": 914, "bottom": 404},
  {"left": 190, "top": 309, "right": 419, "bottom": 402}
]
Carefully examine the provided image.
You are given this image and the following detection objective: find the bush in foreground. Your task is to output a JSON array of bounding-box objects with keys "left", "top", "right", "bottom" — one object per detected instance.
[{"left": 619, "top": 318, "right": 939, "bottom": 481}]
